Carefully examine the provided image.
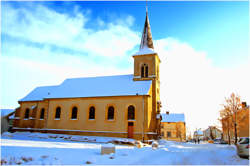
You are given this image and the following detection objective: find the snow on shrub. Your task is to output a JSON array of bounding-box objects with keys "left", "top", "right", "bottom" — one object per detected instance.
[
  {"left": 152, "top": 141, "right": 159, "bottom": 149},
  {"left": 135, "top": 140, "right": 143, "bottom": 148},
  {"left": 1, "top": 132, "right": 12, "bottom": 138}
]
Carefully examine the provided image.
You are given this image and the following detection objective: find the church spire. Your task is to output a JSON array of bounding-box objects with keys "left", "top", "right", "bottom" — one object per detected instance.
[{"left": 139, "top": 10, "right": 154, "bottom": 50}]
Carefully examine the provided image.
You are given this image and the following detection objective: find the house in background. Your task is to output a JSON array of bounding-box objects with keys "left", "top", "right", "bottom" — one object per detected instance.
[
  {"left": 221, "top": 102, "right": 249, "bottom": 142},
  {"left": 193, "top": 129, "right": 203, "bottom": 140},
  {"left": 160, "top": 112, "right": 186, "bottom": 142},
  {"left": 203, "top": 126, "right": 222, "bottom": 140},
  {"left": 1, "top": 109, "right": 15, "bottom": 133},
  {"left": 12, "top": 11, "right": 162, "bottom": 141}
]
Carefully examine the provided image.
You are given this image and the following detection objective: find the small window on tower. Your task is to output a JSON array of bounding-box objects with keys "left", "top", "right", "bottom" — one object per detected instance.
[
  {"left": 141, "top": 66, "right": 144, "bottom": 77},
  {"left": 141, "top": 64, "right": 148, "bottom": 78},
  {"left": 145, "top": 65, "right": 148, "bottom": 77}
]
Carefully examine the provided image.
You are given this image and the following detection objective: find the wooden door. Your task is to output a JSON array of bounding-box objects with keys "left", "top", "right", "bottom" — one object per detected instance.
[{"left": 128, "top": 122, "right": 134, "bottom": 138}]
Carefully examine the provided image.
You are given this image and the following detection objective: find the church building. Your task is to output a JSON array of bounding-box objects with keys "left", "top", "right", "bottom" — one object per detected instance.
[{"left": 13, "top": 11, "right": 162, "bottom": 140}]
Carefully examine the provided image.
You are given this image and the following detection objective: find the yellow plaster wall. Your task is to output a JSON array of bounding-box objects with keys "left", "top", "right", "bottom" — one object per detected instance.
[
  {"left": 14, "top": 95, "right": 159, "bottom": 140},
  {"left": 161, "top": 122, "right": 186, "bottom": 142},
  {"left": 34, "top": 101, "right": 49, "bottom": 129},
  {"left": 133, "top": 53, "right": 161, "bottom": 137},
  {"left": 15, "top": 101, "right": 49, "bottom": 129},
  {"left": 47, "top": 96, "right": 147, "bottom": 133},
  {"left": 16, "top": 101, "right": 38, "bottom": 128},
  {"left": 133, "top": 53, "right": 161, "bottom": 80}
]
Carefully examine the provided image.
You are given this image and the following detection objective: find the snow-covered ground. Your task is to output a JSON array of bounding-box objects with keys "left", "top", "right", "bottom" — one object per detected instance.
[{"left": 1, "top": 132, "right": 249, "bottom": 165}]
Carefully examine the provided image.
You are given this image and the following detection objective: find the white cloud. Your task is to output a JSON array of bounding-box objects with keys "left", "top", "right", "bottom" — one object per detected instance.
[
  {"left": 0, "top": 45, "right": 131, "bottom": 109},
  {"left": 1, "top": 3, "right": 135, "bottom": 108},
  {"left": 2, "top": 3, "right": 139, "bottom": 58},
  {"left": 156, "top": 38, "right": 250, "bottom": 132}
]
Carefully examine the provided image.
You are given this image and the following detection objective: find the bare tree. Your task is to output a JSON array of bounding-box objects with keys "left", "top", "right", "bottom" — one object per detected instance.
[
  {"left": 220, "top": 93, "right": 241, "bottom": 145},
  {"left": 225, "top": 93, "right": 241, "bottom": 145},
  {"left": 176, "top": 123, "right": 182, "bottom": 142},
  {"left": 219, "top": 106, "right": 233, "bottom": 145},
  {"left": 209, "top": 126, "right": 215, "bottom": 140}
]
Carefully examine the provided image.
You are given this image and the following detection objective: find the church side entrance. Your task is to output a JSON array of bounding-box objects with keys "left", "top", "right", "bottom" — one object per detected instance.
[{"left": 128, "top": 122, "right": 134, "bottom": 138}]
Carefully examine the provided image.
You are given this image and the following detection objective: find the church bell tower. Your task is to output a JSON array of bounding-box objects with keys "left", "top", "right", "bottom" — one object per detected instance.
[
  {"left": 133, "top": 11, "right": 161, "bottom": 82},
  {"left": 133, "top": 10, "right": 162, "bottom": 137}
]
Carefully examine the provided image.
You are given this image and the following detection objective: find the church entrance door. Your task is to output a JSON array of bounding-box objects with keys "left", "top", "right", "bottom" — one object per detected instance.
[{"left": 128, "top": 122, "right": 134, "bottom": 138}]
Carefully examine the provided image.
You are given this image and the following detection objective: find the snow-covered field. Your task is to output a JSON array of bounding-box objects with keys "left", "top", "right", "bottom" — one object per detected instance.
[{"left": 1, "top": 132, "right": 249, "bottom": 165}]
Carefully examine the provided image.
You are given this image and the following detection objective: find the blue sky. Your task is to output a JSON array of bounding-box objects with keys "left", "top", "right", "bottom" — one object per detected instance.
[
  {"left": 2, "top": 1, "right": 249, "bottom": 67},
  {"left": 1, "top": 1, "right": 249, "bottom": 131}
]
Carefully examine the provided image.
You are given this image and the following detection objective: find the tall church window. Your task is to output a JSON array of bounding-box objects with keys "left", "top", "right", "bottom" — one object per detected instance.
[
  {"left": 141, "top": 64, "right": 148, "bottom": 78},
  {"left": 40, "top": 108, "right": 45, "bottom": 119},
  {"left": 71, "top": 106, "right": 78, "bottom": 119},
  {"left": 89, "top": 106, "right": 95, "bottom": 120},
  {"left": 107, "top": 106, "right": 114, "bottom": 120},
  {"left": 128, "top": 105, "right": 135, "bottom": 120},
  {"left": 55, "top": 107, "right": 61, "bottom": 119},
  {"left": 24, "top": 108, "right": 30, "bottom": 119}
]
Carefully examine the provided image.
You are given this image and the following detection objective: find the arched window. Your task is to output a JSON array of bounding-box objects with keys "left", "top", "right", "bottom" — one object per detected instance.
[
  {"left": 145, "top": 65, "right": 148, "bottom": 77},
  {"left": 141, "top": 65, "right": 144, "bottom": 77},
  {"left": 89, "top": 106, "right": 95, "bottom": 120},
  {"left": 24, "top": 108, "right": 30, "bottom": 119},
  {"left": 128, "top": 105, "right": 135, "bottom": 120},
  {"left": 71, "top": 106, "right": 78, "bottom": 119},
  {"left": 141, "top": 64, "right": 148, "bottom": 78},
  {"left": 40, "top": 108, "right": 45, "bottom": 119},
  {"left": 55, "top": 107, "right": 61, "bottom": 119},
  {"left": 107, "top": 106, "right": 114, "bottom": 120}
]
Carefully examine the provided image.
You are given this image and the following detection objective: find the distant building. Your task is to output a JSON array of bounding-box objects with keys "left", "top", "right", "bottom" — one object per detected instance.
[
  {"left": 193, "top": 129, "right": 203, "bottom": 140},
  {"left": 160, "top": 112, "right": 186, "bottom": 142},
  {"left": 203, "top": 126, "right": 222, "bottom": 140},
  {"left": 221, "top": 102, "right": 249, "bottom": 142},
  {"left": 1, "top": 109, "right": 15, "bottom": 133},
  {"left": 12, "top": 10, "right": 162, "bottom": 140}
]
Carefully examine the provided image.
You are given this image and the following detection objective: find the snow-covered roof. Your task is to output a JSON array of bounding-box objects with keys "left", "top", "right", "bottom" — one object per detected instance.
[
  {"left": 19, "top": 86, "right": 58, "bottom": 102},
  {"left": 1, "top": 109, "right": 15, "bottom": 117},
  {"left": 20, "top": 74, "right": 152, "bottom": 102},
  {"left": 161, "top": 113, "right": 185, "bottom": 123},
  {"left": 134, "top": 47, "right": 157, "bottom": 56}
]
